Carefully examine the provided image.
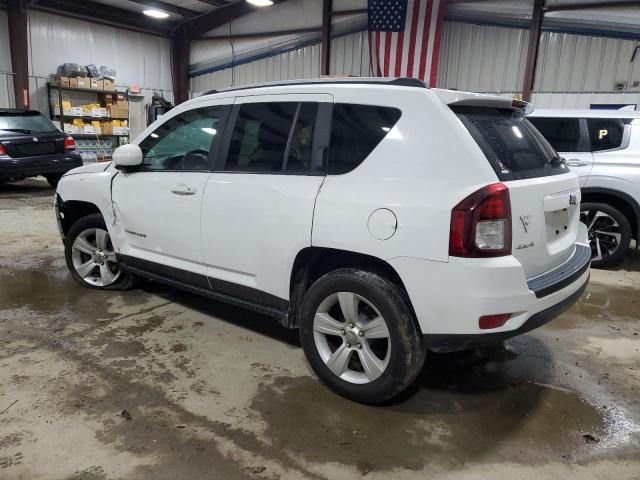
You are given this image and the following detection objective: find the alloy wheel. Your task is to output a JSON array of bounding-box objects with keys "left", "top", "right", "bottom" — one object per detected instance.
[
  {"left": 313, "top": 292, "right": 391, "bottom": 384},
  {"left": 71, "top": 228, "right": 121, "bottom": 287},
  {"left": 580, "top": 209, "right": 622, "bottom": 262}
]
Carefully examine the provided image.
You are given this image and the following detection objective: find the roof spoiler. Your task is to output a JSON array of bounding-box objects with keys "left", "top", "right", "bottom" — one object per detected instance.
[{"left": 447, "top": 97, "right": 534, "bottom": 115}]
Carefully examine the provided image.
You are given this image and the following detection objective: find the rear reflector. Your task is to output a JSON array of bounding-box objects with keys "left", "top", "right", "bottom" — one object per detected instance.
[
  {"left": 64, "top": 136, "right": 76, "bottom": 151},
  {"left": 449, "top": 183, "right": 512, "bottom": 257},
  {"left": 479, "top": 314, "right": 511, "bottom": 330}
]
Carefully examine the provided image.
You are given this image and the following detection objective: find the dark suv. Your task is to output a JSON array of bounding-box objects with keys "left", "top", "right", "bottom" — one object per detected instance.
[{"left": 0, "top": 109, "right": 82, "bottom": 188}]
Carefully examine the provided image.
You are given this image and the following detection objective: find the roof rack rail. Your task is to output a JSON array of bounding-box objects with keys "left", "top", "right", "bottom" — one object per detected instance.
[{"left": 202, "top": 77, "right": 429, "bottom": 96}]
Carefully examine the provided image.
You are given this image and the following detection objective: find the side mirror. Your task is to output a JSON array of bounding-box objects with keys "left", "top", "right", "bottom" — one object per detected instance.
[{"left": 113, "top": 144, "right": 143, "bottom": 171}]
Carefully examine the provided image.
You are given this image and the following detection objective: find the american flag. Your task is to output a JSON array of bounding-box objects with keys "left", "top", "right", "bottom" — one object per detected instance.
[{"left": 368, "top": 0, "right": 446, "bottom": 86}]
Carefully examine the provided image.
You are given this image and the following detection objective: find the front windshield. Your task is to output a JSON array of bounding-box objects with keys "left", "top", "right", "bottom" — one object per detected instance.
[{"left": 0, "top": 113, "right": 59, "bottom": 134}]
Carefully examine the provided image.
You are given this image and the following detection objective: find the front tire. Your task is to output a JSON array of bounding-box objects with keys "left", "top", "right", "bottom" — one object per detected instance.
[
  {"left": 299, "top": 269, "right": 426, "bottom": 404},
  {"left": 64, "top": 213, "right": 138, "bottom": 290},
  {"left": 580, "top": 202, "right": 631, "bottom": 269}
]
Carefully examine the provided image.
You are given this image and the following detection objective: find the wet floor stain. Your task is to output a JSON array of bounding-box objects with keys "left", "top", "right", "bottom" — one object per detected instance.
[
  {"left": 249, "top": 344, "right": 628, "bottom": 471},
  {"left": 1, "top": 258, "right": 639, "bottom": 478}
]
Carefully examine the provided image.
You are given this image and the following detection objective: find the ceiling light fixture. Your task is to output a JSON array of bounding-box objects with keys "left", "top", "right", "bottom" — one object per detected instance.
[
  {"left": 143, "top": 9, "right": 170, "bottom": 19},
  {"left": 246, "top": 0, "right": 274, "bottom": 7}
]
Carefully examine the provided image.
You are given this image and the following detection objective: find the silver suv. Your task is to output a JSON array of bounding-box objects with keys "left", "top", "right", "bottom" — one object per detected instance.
[{"left": 529, "top": 109, "right": 640, "bottom": 268}]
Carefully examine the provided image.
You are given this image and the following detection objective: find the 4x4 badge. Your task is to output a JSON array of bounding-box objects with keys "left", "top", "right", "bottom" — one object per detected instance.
[{"left": 520, "top": 215, "right": 531, "bottom": 233}]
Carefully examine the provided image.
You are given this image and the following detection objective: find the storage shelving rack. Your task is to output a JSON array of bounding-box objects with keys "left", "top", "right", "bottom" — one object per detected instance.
[{"left": 47, "top": 81, "right": 130, "bottom": 161}]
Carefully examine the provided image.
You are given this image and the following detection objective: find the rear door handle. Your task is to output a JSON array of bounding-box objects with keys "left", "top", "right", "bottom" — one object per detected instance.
[
  {"left": 566, "top": 159, "right": 590, "bottom": 167},
  {"left": 171, "top": 184, "right": 196, "bottom": 196}
]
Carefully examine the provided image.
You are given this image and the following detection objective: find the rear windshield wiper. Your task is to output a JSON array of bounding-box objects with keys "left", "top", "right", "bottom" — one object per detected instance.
[{"left": 0, "top": 128, "right": 32, "bottom": 134}]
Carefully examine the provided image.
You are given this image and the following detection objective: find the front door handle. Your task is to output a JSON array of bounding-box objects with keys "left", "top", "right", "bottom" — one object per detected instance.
[
  {"left": 171, "top": 184, "right": 196, "bottom": 196},
  {"left": 566, "top": 159, "right": 590, "bottom": 167}
]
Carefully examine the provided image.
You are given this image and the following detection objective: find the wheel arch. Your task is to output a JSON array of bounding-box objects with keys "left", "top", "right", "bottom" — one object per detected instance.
[
  {"left": 581, "top": 187, "right": 640, "bottom": 241},
  {"left": 57, "top": 196, "right": 105, "bottom": 240},
  {"left": 288, "top": 246, "right": 414, "bottom": 328}
]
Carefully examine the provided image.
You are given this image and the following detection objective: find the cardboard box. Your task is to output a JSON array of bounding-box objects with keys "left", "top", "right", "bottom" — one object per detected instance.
[
  {"left": 57, "top": 76, "right": 70, "bottom": 87},
  {"left": 90, "top": 78, "right": 100, "bottom": 89},
  {"left": 101, "top": 124, "right": 114, "bottom": 135},
  {"left": 69, "top": 106, "right": 83, "bottom": 117},
  {"left": 69, "top": 77, "right": 78, "bottom": 88},
  {"left": 103, "top": 79, "right": 115, "bottom": 91},
  {"left": 76, "top": 77, "right": 89, "bottom": 88},
  {"left": 83, "top": 124, "right": 95, "bottom": 134}
]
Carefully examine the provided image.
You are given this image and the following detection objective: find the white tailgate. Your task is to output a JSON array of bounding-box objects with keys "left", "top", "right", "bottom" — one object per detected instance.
[{"left": 507, "top": 172, "right": 582, "bottom": 278}]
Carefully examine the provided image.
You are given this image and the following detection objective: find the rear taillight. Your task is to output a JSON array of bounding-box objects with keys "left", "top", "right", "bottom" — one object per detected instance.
[
  {"left": 64, "top": 136, "right": 76, "bottom": 151},
  {"left": 0, "top": 144, "right": 6, "bottom": 156},
  {"left": 449, "top": 183, "right": 512, "bottom": 258}
]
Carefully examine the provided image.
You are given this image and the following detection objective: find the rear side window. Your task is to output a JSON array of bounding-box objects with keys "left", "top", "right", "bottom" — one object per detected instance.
[
  {"left": 226, "top": 102, "right": 318, "bottom": 173},
  {"left": 587, "top": 118, "right": 625, "bottom": 152},
  {"left": 528, "top": 117, "right": 583, "bottom": 152},
  {"left": 453, "top": 106, "right": 568, "bottom": 181},
  {"left": 328, "top": 104, "right": 401, "bottom": 175}
]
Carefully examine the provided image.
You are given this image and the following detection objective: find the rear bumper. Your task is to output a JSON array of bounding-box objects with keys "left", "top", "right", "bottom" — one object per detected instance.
[
  {"left": 389, "top": 240, "right": 591, "bottom": 351},
  {"left": 0, "top": 153, "right": 83, "bottom": 178},
  {"left": 426, "top": 276, "right": 588, "bottom": 351}
]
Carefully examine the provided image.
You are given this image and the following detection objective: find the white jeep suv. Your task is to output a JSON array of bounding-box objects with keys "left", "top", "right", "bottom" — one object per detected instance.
[
  {"left": 55, "top": 78, "right": 590, "bottom": 403},
  {"left": 529, "top": 109, "right": 640, "bottom": 268}
]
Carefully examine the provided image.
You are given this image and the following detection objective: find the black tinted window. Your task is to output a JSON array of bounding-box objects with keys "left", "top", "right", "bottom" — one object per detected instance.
[
  {"left": 587, "top": 118, "right": 625, "bottom": 151},
  {"left": 454, "top": 107, "right": 568, "bottom": 181},
  {"left": 227, "top": 102, "right": 297, "bottom": 172},
  {"left": 329, "top": 104, "right": 401, "bottom": 175},
  {"left": 0, "top": 112, "right": 58, "bottom": 134},
  {"left": 140, "top": 106, "right": 225, "bottom": 171},
  {"left": 529, "top": 117, "right": 583, "bottom": 152},
  {"left": 285, "top": 103, "right": 318, "bottom": 172}
]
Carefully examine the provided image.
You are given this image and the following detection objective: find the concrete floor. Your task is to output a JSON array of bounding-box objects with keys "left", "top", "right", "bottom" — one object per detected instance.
[{"left": 1, "top": 177, "right": 639, "bottom": 480}]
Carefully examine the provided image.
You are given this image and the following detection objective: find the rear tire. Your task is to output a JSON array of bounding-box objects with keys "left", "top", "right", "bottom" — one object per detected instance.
[
  {"left": 299, "top": 268, "right": 426, "bottom": 404},
  {"left": 65, "top": 213, "right": 139, "bottom": 290},
  {"left": 580, "top": 202, "right": 631, "bottom": 269},
  {"left": 45, "top": 174, "right": 63, "bottom": 188}
]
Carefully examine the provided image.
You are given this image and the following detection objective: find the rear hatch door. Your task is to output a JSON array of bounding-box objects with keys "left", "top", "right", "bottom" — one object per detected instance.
[
  {"left": 452, "top": 104, "right": 582, "bottom": 278},
  {"left": 0, "top": 111, "right": 65, "bottom": 159},
  {"left": 1, "top": 131, "right": 66, "bottom": 158}
]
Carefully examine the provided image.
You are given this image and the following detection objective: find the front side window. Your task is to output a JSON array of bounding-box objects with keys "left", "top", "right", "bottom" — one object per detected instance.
[
  {"left": 328, "top": 104, "right": 401, "bottom": 175},
  {"left": 139, "top": 106, "right": 225, "bottom": 171},
  {"left": 587, "top": 118, "right": 625, "bottom": 152},
  {"left": 528, "top": 117, "right": 583, "bottom": 153}
]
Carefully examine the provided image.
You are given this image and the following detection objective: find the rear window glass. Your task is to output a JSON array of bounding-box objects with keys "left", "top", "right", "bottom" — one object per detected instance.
[
  {"left": 0, "top": 112, "right": 58, "bottom": 134},
  {"left": 587, "top": 118, "right": 625, "bottom": 152},
  {"left": 328, "top": 104, "right": 401, "bottom": 175},
  {"left": 452, "top": 106, "right": 569, "bottom": 181},
  {"left": 528, "top": 117, "right": 584, "bottom": 152}
]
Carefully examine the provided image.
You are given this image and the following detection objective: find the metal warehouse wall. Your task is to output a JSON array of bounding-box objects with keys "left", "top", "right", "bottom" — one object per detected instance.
[
  {"left": 25, "top": 10, "right": 174, "bottom": 136},
  {"left": 191, "top": 30, "right": 370, "bottom": 94},
  {"left": 191, "top": 20, "right": 640, "bottom": 110},
  {"left": 438, "top": 21, "right": 640, "bottom": 108},
  {"left": 437, "top": 22, "right": 530, "bottom": 93},
  {"left": 0, "top": 9, "right": 14, "bottom": 108}
]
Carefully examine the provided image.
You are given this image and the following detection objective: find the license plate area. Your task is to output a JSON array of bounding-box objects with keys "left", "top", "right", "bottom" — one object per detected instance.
[{"left": 545, "top": 205, "right": 579, "bottom": 255}]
